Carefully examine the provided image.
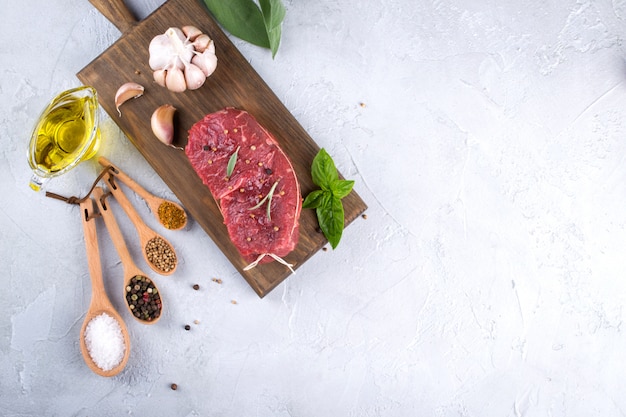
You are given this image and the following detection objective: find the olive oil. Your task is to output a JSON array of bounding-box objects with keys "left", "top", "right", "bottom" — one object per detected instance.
[{"left": 28, "top": 86, "right": 100, "bottom": 191}]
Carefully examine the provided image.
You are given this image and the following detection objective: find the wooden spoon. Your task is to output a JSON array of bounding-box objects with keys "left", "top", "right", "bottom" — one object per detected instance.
[
  {"left": 78, "top": 197, "right": 130, "bottom": 377},
  {"left": 103, "top": 172, "right": 178, "bottom": 276},
  {"left": 93, "top": 186, "right": 163, "bottom": 325},
  {"left": 99, "top": 156, "right": 187, "bottom": 230}
]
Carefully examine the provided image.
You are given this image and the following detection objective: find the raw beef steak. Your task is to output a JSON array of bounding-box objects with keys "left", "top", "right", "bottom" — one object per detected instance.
[{"left": 186, "top": 107, "right": 302, "bottom": 267}]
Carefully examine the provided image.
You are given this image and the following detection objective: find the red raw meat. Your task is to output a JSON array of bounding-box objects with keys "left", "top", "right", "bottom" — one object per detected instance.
[{"left": 186, "top": 108, "right": 302, "bottom": 268}]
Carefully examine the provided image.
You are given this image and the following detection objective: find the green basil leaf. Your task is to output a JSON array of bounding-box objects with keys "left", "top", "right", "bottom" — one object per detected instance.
[
  {"left": 311, "top": 148, "right": 338, "bottom": 189},
  {"left": 317, "top": 196, "right": 344, "bottom": 249},
  {"left": 302, "top": 189, "right": 327, "bottom": 209},
  {"left": 305, "top": 149, "right": 354, "bottom": 249},
  {"left": 330, "top": 179, "right": 354, "bottom": 199},
  {"left": 259, "top": 0, "right": 286, "bottom": 57},
  {"left": 203, "top": 0, "right": 270, "bottom": 49}
]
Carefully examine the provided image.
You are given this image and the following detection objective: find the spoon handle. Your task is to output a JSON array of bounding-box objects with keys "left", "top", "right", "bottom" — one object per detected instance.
[
  {"left": 93, "top": 186, "right": 136, "bottom": 271},
  {"left": 99, "top": 156, "right": 153, "bottom": 203},
  {"left": 80, "top": 198, "right": 107, "bottom": 303},
  {"left": 103, "top": 173, "right": 154, "bottom": 240}
]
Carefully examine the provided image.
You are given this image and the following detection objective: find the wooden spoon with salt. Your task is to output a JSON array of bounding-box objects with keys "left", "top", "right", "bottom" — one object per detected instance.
[
  {"left": 79, "top": 197, "right": 130, "bottom": 377},
  {"left": 103, "top": 172, "right": 178, "bottom": 276},
  {"left": 98, "top": 156, "right": 187, "bottom": 230},
  {"left": 93, "top": 186, "right": 164, "bottom": 325}
]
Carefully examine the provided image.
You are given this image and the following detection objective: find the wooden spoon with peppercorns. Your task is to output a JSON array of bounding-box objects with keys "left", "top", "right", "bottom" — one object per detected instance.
[
  {"left": 103, "top": 173, "right": 178, "bottom": 276},
  {"left": 79, "top": 196, "right": 131, "bottom": 376},
  {"left": 93, "top": 187, "right": 164, "bottom": 325},
  {"left": 99, "top": 157, "right": 187, "bottom": 230}
]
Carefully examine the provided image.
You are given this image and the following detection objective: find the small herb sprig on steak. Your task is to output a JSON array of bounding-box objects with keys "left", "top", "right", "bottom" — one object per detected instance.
[
  {"left": 303, "top": 149, "right": 354, "bottom": 249},
  {"left": 250, "top": 180, "right": 279, "bottom": 221},
  {"left": 226, "top": 146, "right": 240, "bottom": 177}
]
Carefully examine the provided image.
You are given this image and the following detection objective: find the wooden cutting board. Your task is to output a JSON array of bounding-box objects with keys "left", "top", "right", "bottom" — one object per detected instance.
[{"left": 78, "top": 0, "right": 367, "bottom": 297}]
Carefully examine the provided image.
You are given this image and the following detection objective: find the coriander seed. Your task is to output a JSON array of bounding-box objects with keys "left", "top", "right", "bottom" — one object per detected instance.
[{"left": 145, "top": 236, "right": 177, "bottom": 273}]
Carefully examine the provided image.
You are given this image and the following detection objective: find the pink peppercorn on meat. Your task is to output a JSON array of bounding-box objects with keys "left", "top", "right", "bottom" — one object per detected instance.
[{"left": 186, "top": 108, "right": 302, "bottom": 267}]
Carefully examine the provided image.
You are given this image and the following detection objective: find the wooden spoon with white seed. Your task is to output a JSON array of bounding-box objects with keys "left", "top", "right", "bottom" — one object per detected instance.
[
  {"left": 99, "top": 156, "right": 187, "bottom": 230},
  {"left": 79, "top": 196, "right": 130, "bottom": 376}
]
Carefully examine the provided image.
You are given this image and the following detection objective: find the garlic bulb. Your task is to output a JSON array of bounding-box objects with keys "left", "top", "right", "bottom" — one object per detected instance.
[{"left": 148, "top": 26, "right": 217, "bottom": 92}]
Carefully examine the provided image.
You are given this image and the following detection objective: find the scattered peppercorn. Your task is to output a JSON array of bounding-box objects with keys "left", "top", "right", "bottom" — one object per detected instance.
[
  {"left": 184, "top": 324, "right": 191, "bottom": 331},
  {"left": 125, "top": 275, "right": 161, "bottom": 321},
  {"left": 145, "top": 236, "right": 177, "bottom": 273},
  {"left": 322, "top": 247, "right": 328, "bottom": 252},
  {"left": 362, "top": 213, "right": 368, "bottom": 219},
  {"left": 193, "top": 284, "right": 200, "bottom": 290},
  {"left": 170, "top": 383, "right": 178, "bottom": 390}
]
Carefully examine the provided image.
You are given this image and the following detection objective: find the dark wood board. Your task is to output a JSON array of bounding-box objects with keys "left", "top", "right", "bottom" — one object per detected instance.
[{"left": 78, "top": 0, "right": 367, "bottom": 297}]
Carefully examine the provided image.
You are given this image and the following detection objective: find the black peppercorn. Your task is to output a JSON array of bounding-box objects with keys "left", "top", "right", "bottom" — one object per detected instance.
[{"left": 125, "top": 275, "right": 161, "bottom": 322}]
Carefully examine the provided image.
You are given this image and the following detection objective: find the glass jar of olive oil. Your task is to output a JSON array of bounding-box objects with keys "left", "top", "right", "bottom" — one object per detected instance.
[{"left": 27, "top": 86, "right": 101, "bottom": 191}]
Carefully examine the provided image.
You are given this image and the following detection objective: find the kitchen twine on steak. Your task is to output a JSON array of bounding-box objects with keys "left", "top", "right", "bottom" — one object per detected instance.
[{"left": 45, "top": 165, "right": 114, "bottom": 215}]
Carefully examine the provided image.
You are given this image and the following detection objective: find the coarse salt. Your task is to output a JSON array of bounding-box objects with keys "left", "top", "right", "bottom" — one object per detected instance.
[{"left": 84, "top": 312, "right": 125, "bottom": 371}]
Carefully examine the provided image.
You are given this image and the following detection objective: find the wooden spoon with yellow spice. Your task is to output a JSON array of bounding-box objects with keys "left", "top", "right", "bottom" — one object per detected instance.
[{"left": 98, "top": 156, "right": 187, "bottom": 230}]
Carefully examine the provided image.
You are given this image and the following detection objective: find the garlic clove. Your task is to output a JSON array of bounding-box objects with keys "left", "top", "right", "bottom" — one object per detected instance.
[
  {"left": 165, "top": 67, "right": 187, "bottom": 92},
  {"left": 149, "top": 34, "right": 175, "bottom": 70},
  {"left": 151, "top": 104, "right": 177, "bottom": 147},
  {"left": 153, "top": 69, "right": 167, "bottom": 87},
  {"left": 206, "top": 39, "right": 215, "bottom": 55},
  {"left": 191, "top": 34, "right": 211, "bottom": 53},
  {"left": 114, "top": 82, "right": 144, "bottom": 117},
  {"left": 191, "top": 47, "right": 218, "bottom": 77},
  {"left": 184, "top": 64, "right": 207, "bottom": 90},
  {"left": 182, "top": 25, "right": 203, "bottom": 41}
]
